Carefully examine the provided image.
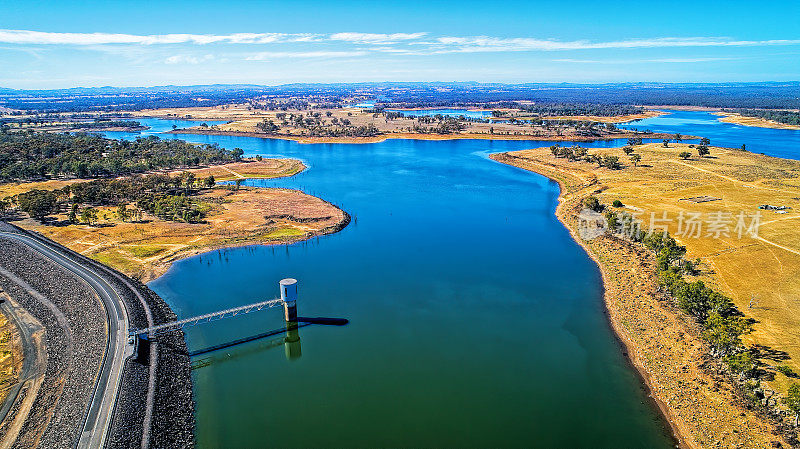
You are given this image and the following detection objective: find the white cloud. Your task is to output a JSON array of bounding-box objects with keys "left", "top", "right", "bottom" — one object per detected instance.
[
  {"left": 329, "top": 32, "right": 427, "bottom": 44},
  {"left": 0, "top": 29, "right": 320, "bottom": 45},
  {"left": 165, "top": 54, "right": 215, "bottom": 64},
  {"left": 431, "top": 36, "right": 800, "bottom": 52},
  {"left": 554, "top": 56, "right": 737, "bottom": 64},
  {"left": 245, "top": 51, "right": 368, "bottom": 60},
  {"left": 0, "top": 29, "right": 797, "bottom": 57}
]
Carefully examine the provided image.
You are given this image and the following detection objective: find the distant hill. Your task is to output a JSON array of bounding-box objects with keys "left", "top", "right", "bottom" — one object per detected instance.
[{"left": 1, "top": 82, "right": 798, "bottom": 112}]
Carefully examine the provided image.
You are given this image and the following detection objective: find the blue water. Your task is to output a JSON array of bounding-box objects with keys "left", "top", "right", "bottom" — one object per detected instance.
[
  {"left": 386, "top": 108, "right": 492, "bottom": 119},
  {"left": 622, "top": 110, "right": 800, "bottom": 159},
  {"left": 101, "top": 118, "right": 228, "bottom": 140},
  {"left": 100, "top": 111, "right": 800, "bottom": 447},
  {"left": 350, "top": 101, "right": 376, "bottom": 108}
]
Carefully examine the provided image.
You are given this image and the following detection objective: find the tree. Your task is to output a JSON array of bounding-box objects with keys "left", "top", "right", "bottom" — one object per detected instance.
[
  {"left": 724, "top": 351, "right": 755, "bottom": 377},
  {"left": 679, "top": 151, "right": 692, "bottom": 160},
  {"left": 256, "top": 119, "right": 280, "bottom": 134},
  {"left": 700, "top": 137, "right": 711, "bottom": 146},
  {"left": 630, "top": 153, "right": 642, "bottom": 166},
  {"left": 741, "top": 144, "right": 746, "bottom": 151},
  {"left": 80, "top": 207, "right": 98, "bottom": 225},
  {"left": 612, "top": 200, "right": 624, "bottom": 207},
  {"left": 674, "top": 133, "right": 682, "bottom": 142},
  {"left": 117, "top": 204, "right": 129, "bottom": 222},
  {"left": 232, "top": 148, "right": 244, "bottom": 161},
  {"left": 697, "top": 146, "right": 710, "bottom": 157},
  {"left": 204, "top": 175, "right": 216, "bottom": 188},
  {"left": 785, "top": 383, "right": 800, "bottom": 426},
  {"left": 622, "top": 146, "right": 634, "bottom": 155},
  {"left": 662, "top": 139, "right": 670, "bottom": 147},
  {"left": 234, "top": 179, "right": 243, "bottom": 190},
  {"left": 583, "top": 196, "right": 602, "bottom": 212},
  {"left": 605, "top": 211, "right": 619, "bottom": 230},
  {"left": 17, "top": 189, "right": 58, "bottom": 221},
  {"left": 601, "top": 155, "right": 622, "bottom": 170},
  {"left": 627, "top": 137, "right": 643, "bottom": 146},
  {"left": 184, "top": 173, "right": 196, "bottom": 192},
  {"left": 0, "top": 198, "right": 8, "bottom": 216},
  {"left": 68, "top": 203, "right": 78, "bottom": 223}
]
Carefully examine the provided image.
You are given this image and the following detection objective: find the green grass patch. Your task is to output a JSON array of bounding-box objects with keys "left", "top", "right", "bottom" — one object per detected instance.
[
  {"left": 124, "top": 244, "right": 167, "bottom": 258},
  {"left": 265, "top": 227, "right": 306, "bottom": 238}
]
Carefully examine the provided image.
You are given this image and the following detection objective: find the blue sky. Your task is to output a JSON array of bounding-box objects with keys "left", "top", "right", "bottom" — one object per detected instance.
[{"left": 2, "top": 0, "right": 799, "bottom": 88}]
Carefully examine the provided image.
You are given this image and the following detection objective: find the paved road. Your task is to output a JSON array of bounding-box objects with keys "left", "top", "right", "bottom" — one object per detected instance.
[{"left": 0, "top": 232, "right": 132, "bottom": 448}]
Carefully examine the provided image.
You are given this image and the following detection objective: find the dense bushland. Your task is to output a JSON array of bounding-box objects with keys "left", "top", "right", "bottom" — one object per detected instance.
[{"left": 0, "top": 131, "right": 243, "bottom": 181}]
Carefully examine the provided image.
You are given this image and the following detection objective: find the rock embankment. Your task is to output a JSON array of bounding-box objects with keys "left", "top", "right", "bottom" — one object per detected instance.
[
  {"left": 0, "top": 236, "right": 106, "bottom": 447},
  {"left": 0, "top": 221, "right": 195, "bottom": 448}
]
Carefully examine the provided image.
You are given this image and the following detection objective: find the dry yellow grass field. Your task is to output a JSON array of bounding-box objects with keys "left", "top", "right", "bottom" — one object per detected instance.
[
  {"left": 0, "top": 294, "right": 21, "bottom": 406},
  {"left": 715, "top": 112, "right": 800, "bottom": 130},
  {"left": 502, "top": 143, "right": 800, "bottom": 393},
  {"left": 166, "top": 159, "right": 304, "bottom": 181}
]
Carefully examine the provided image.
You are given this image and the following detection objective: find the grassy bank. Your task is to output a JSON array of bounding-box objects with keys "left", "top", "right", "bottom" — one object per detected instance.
[{"left": 491, "top": 142, "right": 800, "bottom": 447}]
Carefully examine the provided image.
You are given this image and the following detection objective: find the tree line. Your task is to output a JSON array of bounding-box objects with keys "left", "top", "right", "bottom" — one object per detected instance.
[
  {"left": 11, "top": 172, "right": 217, "bottom": 224},
  {"left": 0, "top": 130, "right": 244, "bottom": 181},
  {"left": 593, "top": 201, "right": 800, "bottom": 427}
]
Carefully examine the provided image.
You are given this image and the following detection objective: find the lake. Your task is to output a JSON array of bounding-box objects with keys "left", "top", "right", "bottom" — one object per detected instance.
[
  {"left": 108, "top": 110, "right": 800, "bottom": 447},
  {"left": 621, "top": 109, "right": 800, "bottom": 159}
]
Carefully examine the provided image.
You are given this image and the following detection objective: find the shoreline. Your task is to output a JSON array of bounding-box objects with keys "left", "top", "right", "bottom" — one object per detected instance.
[
  {"left": 490, "top": 153, "right": 687, "bottom": 447},
  {"left": 140, "top": 205, "right": 351, "bottom": 284},
  {"left": 169, "top": 128, "right": 686, "bottom": 144},
  {"left": 489, "top": 151, "right": 792, "bottom": 448},
  {"left": 712, "top": 112, "right": 800, "bottom": 130}
]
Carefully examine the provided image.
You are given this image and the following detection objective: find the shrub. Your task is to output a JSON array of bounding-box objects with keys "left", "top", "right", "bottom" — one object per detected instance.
[
  {"left": 605, "top": 211, "right": 619, "bottom": 231},
  {"left": 725, "top": 351, "right": 755, "bottom": 375},
  {"left": 776, "top": 365, "right": 798, "bottom": 378},
  {"left": 612, "top": 200, "right": 624, "bottom": 207},
  {"left": 601, "top": 155, "right": 622, "bottom": 169},
  {"left": 785, "top": 383, "right": 800, "bottom": 426},
  {"left": 583, "top": 196, "right": 602, "bottom": 212},
  {"left": 679, "top": 151, "right": 692, "bottom": 160}
]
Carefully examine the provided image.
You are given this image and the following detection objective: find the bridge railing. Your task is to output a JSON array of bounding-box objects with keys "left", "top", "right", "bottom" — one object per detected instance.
[{"left": 131, "top": 298, "right": 286, "bottom": 338}]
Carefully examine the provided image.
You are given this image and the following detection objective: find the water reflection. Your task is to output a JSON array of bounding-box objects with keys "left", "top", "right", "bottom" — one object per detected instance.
[{"left": 191, "top": 322, "right": 308, "bottom": 368}]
